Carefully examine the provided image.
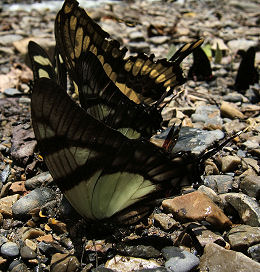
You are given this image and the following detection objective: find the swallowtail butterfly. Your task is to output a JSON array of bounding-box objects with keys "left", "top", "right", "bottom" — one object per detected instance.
[{"left": 29, "top": 0, "right": 205, "bottom": 223}]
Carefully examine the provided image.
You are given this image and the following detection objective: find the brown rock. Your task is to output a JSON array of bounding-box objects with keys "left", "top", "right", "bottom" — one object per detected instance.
[
  {"left": 50, "top": 253, "right": 80, "bottom": 272},
  {"left": 0, "top": 194, "right": 20, "bottom": 217},
  {"left": 162, "top": 191, "right": 232, "bottom": 229},
  {"left": 0, "top": 256, "right": 7, "bottom": 266},
  {"left": 9, "top": 181, "right": 27, "bottom": 194},
  {"left": 227, "top": 225, "right": 260, "bottom": 250},
  {"left": 198, "top": 186, "right": 223, "bottom": 209},
  {"left": 48, "top": 218, "right": 68, "bottom": 234},
  {"left": 37, "top": 234, "right": 54, "bottom": 243},
  {"left": 223, "top": 119, "right": 247, "bottom": 134},
  {"left": 243, "top": 158, "right": 259, "bottom": 173},
  {"left": 24, "top": 239, "right": 37, "bottom": 252},
  {"left": 240, "top": 175, "right": 260, "bottom": 199},
  {"left": 21, "top": 227, "right": 46, "bottom": 241},
  {"left": 221, "top": 155, "right": 241, "bottom": 172},
  {"left": 85, "top": 240, "right": 112, "bottom": 254},
  {"left": 153, "top": 213, "right": 179, "bottom": 230},
  {"left": 220, "top": 101, "right": 244, "bottom": 119},
  {"left": 13, "top": 37, "right": 55, "bottom": 56},
  {"left": 223, "top": 193, "right": 260, "bottom": 226},
  {"left": 200, "top": 243, "right": 260, "bottom": 272},
  {"left": 105, "top": 255, "right": 160, "bottom": 271},
  {"left": 187, "top": 222, "right": 229, "bottom": 249},
  {"left": 28, "top": 259, "right": 39, "bottom": 266},
  {"left": 0, "top": 182, "right": 12, "bottom": 198},
  {"left": 204, "top": 160, "right": 219, "bottom": 175},
  {"left": 239, "top": 168, "right": 258, "bottom": 179}
]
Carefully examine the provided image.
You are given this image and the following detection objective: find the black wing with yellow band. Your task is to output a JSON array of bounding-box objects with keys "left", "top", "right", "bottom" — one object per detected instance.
[
  {"left": 28, "top": 41, "right": 57, "bottom": 82},
  {"left": 55, "top": 0, "right": 203, "bottom": 106},
  {"left": 31, "top": 78, "right": 197, "bottom": 223},
  {"left": 28, "top": 41, "right": 67, "bottom": 89}
]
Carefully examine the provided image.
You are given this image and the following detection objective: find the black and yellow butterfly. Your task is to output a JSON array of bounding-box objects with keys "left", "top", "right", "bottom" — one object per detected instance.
[
  {"left": 28, "top": 41, "right": 198, "bottom": 223},
  {"left": 29, "top": 0, "right": 205, "bottom": 223},
  {"left": 54, "top": 0, "right": 203, "bottom": 138}
]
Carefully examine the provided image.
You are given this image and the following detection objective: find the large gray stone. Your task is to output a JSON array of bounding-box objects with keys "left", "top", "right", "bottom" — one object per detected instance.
[
  {"left": 200, "top": 243, "right": 260, "bottom": 272},
  {"left": 12, "top": 187, "right": 56, "bottom": 218},
  {"left": 224, "top": 193, "right": 260, "bottom": 226}
]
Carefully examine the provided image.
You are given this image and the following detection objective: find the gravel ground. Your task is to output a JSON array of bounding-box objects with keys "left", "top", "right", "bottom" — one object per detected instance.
[{"left": 0, "top": 0, "right": 259, "bottom": 271}]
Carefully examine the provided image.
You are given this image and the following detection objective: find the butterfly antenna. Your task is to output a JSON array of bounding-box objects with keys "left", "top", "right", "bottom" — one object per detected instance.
[{"left": 197, "top": 130, "right": 243, "bottom": 163}]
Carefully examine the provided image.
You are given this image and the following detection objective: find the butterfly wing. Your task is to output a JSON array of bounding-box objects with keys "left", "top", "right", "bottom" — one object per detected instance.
[
  {"left": 55, "top": 0, "right": 203, "bottom": 105},
  {"left": 28, "top": 41, "right": 57, "bottom": 81},
  {"left": 188, "top": 47, "right": 213, "bottom": 81},
  {"left": 54, "top": 0, "right": 203, "bottom": 139},
  {"left": 235, "top": 47, "right": 259, "bottom": 92},
  {"left": 31, "top": 78, "right": 196, "bottom": 222},
  {"left": 74, "top": 50, "right": 164, "bottom": 139},
  {"left": 28, "top": 41, "right": 67, "bottom": 89}
]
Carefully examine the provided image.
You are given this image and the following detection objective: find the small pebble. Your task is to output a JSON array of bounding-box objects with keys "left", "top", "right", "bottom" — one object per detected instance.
[
  {"left": 12, "top": 187, "right": 56, "bottom": 218},
  {"left": 1, "top": 241, "right": 20, "bottom": 257},
  {"left": 162, "top": 246, "right": 200, "bottom": 272},
  {"left": 221, "top": 155, "right": 241, "bottom": 173},
  {"left": 224, "top": 193, "right": 260, "bottom": 226},
  {"left": 50, "top": 253, "right": 80, "bottom": 272},
  {"left": 248, "top": 244, "right": 260, "bottom": 262},
  {"left": 20, "top": 245, "right": 37, "bottom": 259},
  {"left": 162, "top": 191, "right": 232, "bottom": 230},
  {"left": 240, "top": 175, "right": 260, "bottom": 200},
  {"left": 200, "top": 243, "right": 260, "bottom": 272},
  {"left": 220, "top": 101, "right": 244, "bottom": 119},
  {"left": 3, "top": 88, "right": 22, "bottom": 97},
  {"left": 227, "top": 225, "right": 260, "bottom": 251}
]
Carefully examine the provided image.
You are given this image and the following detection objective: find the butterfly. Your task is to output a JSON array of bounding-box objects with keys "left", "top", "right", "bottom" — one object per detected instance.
[
  {"left": 234, "top": 47, "right": 259, "bottom": 93},
  {"left": 31, "top": 76, "right": 204, "bottom": 223},
  {"left": 28, "top": 0, "right": 205, "bottom": 223},
  {"left": 54, "top": 0, "right": 203, "bottom": 139},
  {"left": 28, "top": 40, "right": 202, "bottom": 222},
  {"left": 188, "top": 47, "right": 213, "bottom": 82}
]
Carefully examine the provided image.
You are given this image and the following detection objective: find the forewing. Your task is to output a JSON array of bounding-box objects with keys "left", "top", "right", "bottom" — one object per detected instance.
[{"left": 55, "top": 0, "right": 202, "bottom": 105}]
